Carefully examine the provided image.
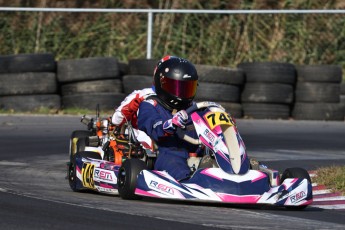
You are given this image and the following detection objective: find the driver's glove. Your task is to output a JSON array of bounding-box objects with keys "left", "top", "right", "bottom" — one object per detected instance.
[{"left": 163, "top": 110, "right": 188, "bottom": 134}]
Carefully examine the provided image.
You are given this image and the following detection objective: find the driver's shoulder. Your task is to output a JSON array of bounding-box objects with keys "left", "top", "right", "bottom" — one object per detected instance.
[{"left": 140, "top": 98, "right": 159, "bottom": 109}]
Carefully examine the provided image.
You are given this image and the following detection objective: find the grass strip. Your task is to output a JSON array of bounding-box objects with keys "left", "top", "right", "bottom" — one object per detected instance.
[{"left": 314, "top": 165, "right": 345, "bottom": 195}]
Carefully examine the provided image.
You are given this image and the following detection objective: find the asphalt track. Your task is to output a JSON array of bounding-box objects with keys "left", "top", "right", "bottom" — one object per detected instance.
[{"left": 0, "top": 114, "right": 344, "bottom": 230}]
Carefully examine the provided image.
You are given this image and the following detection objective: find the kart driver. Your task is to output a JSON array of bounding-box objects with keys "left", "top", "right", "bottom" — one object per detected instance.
[
  {"left": 137, "top": 55, "right": 199, "bottom": 181},
  {"left": 111, "top": 87, "right": 155, "bottom": 128}
]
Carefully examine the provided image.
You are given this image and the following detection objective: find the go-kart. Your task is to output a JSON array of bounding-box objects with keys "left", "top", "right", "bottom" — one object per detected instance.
[
  {"left": 66, "top": 105, "right": 156, "bottom": 194},
  {"left": 117, "top": 101, "right": 313, "bottom": 209}
]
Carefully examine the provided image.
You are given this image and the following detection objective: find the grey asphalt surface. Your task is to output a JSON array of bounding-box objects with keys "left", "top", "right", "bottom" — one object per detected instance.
[{"left": 0, "top": 114, "right": 344, "bottom": 229}]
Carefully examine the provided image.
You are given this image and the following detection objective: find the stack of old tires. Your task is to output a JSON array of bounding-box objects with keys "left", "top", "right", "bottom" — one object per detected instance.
[
  {"left": 58, "top": 57, "right": 127, "bottom": 111},
  {"left": 0, "top": 53, "right": 60, "bottom": 112},
  {"left": 238, "top": 62, "right": 296, "bottom": 119},
  {"left": 194, "top": 65, "right": 245, "bottom": 118},
  {"left": 292, "top": 65, "right": 344, "bottom": 120},
  {"left": 121, "top": 59, "right": 158, "bottom": 94},
  {"left": 341, "top": 82, "right": 345, "bottom": 116}
]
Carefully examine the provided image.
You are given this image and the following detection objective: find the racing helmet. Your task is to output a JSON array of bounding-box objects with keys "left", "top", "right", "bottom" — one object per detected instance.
[{"left": 153, "top": 56, "right": 198, "bottom": 110}]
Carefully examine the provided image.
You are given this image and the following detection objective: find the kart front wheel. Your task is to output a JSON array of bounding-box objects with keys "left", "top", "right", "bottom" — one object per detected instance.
[
  {"left": 280, "top": 167, "right": 311, "bottom": 184},
  {"left": 117, "top": 159, "right": 147, "bottom": 200},
  {"left": 280, "top": 167, "right": 312, "bottom": 210}
]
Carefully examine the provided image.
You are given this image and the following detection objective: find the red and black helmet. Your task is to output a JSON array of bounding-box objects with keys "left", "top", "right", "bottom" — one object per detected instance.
[{"left": 153, "top": 56, "right": 198, "bottom": 110}]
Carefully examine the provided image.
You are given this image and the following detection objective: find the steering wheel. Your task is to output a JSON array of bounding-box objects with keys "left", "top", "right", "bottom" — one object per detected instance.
[{"left": 176, "top": 101, "right": 225, "bottom": 145}]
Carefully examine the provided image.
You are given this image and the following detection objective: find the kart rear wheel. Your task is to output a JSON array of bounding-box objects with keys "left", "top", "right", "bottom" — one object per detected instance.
[
  {"left": 117, "top": 159, "right": 147, "bottom": 200},
  {"left": 68, "top": 151, "right": 102, "bottom": 192},
  {"left": 69, "top": 130, "right": 92, "bottom": 158},
  {"left": 280, "top": 167, "right": 312, "bottom": 210}
]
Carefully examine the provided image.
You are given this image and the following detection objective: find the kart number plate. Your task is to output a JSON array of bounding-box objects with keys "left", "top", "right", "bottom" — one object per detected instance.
[{"left": 205, "top": 112, "right": 234, "bottom": 129}]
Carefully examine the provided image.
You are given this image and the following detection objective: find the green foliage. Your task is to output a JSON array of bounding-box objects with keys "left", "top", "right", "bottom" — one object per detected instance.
[{"left": 0, "top": 0, "right": 344, "bottom": 73}]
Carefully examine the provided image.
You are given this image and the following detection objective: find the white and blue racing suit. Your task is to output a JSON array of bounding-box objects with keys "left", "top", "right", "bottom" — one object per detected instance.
[{"left": 137, "top": 98, "right": 199, "bottom": 181}]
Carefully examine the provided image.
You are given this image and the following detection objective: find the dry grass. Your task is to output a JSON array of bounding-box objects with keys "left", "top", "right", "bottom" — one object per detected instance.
[{"left": 314, "top": 165, "right": 345, "bottom": 195}]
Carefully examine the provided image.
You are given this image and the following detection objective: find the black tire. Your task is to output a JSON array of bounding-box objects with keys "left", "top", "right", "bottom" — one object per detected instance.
[
  {"left": 242, "top": 103, "right": 290, "bottom": 119},
  {"left": 296, "top": 65, "right": 342, "bottom": 83},
  {"left": 281, "top": 167, "right": 311, "bottom": 183},
  {"left": 340, "top": 96, "right": 345, "bottom": 116},
  {"left": 122, "top": 75, "right": 153, "bottom": 94},
  {"left": 237, "top": 62, "right": 296, "bottom": 84},
  {"left": 241, "top": 83, "right": 294, "bottom": 104},
  {"left": 61, "top": 79, "right": 123, "bottom": 96},
  {"left": 295, "top": 83, "right": 340, "bottom": 103},
  {"left": 62, "top": 93, "right": 126, "bottom": 110},
  {"left": 0, "top": 72, "right": 57, "bottom": 95},
  {"left": 195, "top": 65, "right": 245, "bottom": 85},
  {"left": 292, "top": 102, "right": 344, "bottom": 121},
  {"left": 117, "top": 159, "right": 147, "bottom": 200},
  {"left": 195, "top": 82, "right": 240, "bottom": 102},
  {"left": 280, "top": 167, "right": 312, "bottom": 210},
  {"left": 0, "top": 94, "right": 61, "bottom": 112},
  {"left": 69, "top": 130, "right": 93, "bottom": 158},
  {"left": 68, "top": 151, "right": 102, "bottom": 192},
  {"left": 57, "top": 57, "right": 120, "bottom": 83},
  {"left": 77, "top": 150, "right": 102, "bottom": 160},
  {"left": 118, "top": 62, "right": 129, "bottom": 76},
  {"left": 341, "top": 82, "right": 345, "bottom": 95},
  {"left": 0, "top": 53, "right": 56, "bottom": 73},
  {"left": 129, "top": 59, "right": 158, "bottom": 75},
  {"left": 211, "top": 102, "right": 243, "bottom": 118},
  {"left": 146, "top": 157, "right": 156, "bottom": 170}
]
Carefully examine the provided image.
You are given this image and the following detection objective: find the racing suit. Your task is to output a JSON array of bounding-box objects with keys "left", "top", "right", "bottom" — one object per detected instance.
[
  {"left": 137, "top": 98, "right": 199, "bottom": 181},
  {"left": 112, "top": 87, "right": 155, "bottom": 128},
  {"left": 111, "top": 87, "right": 155, "bottom": 148}
]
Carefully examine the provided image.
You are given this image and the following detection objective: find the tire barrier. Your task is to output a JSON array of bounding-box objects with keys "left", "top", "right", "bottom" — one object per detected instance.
[
  {"left": 0, "top": 53, "right": 59, "bottom": 112},
  {"left": 0, "top": 53, "right": 56, "bottom": 73},
  {"left": 0, "top": 95, "right": 61, "bottom": 112},
  {"left": 58, "top": 57, "right": 123, "bottom": 110},
  {"left": 341, "top": 83, "right": 345, "bottom": 117},
  {"left": 122, "top": 75, "right": 153, "bottom": 94},
  {"left": 237, "top": 62, "right": 296, "bottom": 85},
  {"left": 57, "top": 57, "right": 121, "bottom": 83},
  {"left": 128, "top": 59, "right": 158, "bottom": 76},
  {"left": 238, "top": 62, "right": 296, "bottom": 119},
  {"left": 121, "top": 59, "right": 158, "bottom": 94},
  {"left": 0, "top": 53, "right": 343, "bottom": 121},
  {"left": 62, "top": 93, "right": 126, "bottom": 111},
  {"left": 195, "top": 65, "right": 244, "bottom": 118},
  {"left": 292, "top": 65, "right": 344, "bottom": 120},
  {"left": 61, "top": 79, "right": 123, "bottom": 96}
]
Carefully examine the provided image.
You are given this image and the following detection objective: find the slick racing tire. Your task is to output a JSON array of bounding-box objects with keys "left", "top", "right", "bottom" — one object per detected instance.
[
  {"left": 68, "top": 151, "right": 102, "bottom": 192},
  {"left": 69, "top": 130, "right": 93, "bottom": 159},
  {"left": 118, "top": 159, "right": 147, "bottom": 200},
  {"left": 280, "top": 167, "right": 312, "bottom": 210}
]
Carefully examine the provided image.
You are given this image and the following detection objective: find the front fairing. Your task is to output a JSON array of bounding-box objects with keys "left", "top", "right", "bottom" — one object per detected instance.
[
  {"left": 135, "top": 168, "right": 313, "bottom": 206},
  {"left": 191, "top": 109, "right": 250, "bottom": 174}
]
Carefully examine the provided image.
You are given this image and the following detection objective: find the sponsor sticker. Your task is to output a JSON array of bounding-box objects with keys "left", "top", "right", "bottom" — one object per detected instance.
[
  {"left": 149, "top": 180, "right": 174, "bottom": 195},
  {"left": 94, "top": 169, "right": 114, "bottom": 182},
  {"left": 203, "top": 129, "right": 215, "bottom": 143},
  {"left": 290, "top": 191, "right": 307, "bottom": 203}
]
